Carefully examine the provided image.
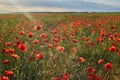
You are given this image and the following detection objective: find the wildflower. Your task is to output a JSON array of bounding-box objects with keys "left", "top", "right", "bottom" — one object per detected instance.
[
  {"left": 71, "top": 47, "right": 77, "bottom": 52},
  {"left": 9, "top": 48, "right": 15, "bottom": 53},
  {"left": 28, "top": 32, "right": 34, "bottom": 38},
  {"left": 3, "top": 60, "right": 9, "bottom": 64},
  {"left": 88, "top": 73, "right": 100, "bottom": 80},
  {"left": 40, "top": 33, "right": 47, "bottom": 38},
  {"left": 51, "top": 29, "right": 58, "bottom": 34},
  {"left": 19, "top": 31, "right": 25, "bottom": 35},
  {"left": 18, "top": 43, "right": 27, "bottom": 52},
  {"left": 109, "top": 25, "right": 115, "bottom": 29},
  {"left": 87, "top": 67, "right": 95, "bottom": 73},
  {"left": 117, "top": 50, "right": 120, "bottom": 56},
  {"left": 56, "top": 46, "right": 64, "bottom": 52},
  {"left": 34, "top": 25, "right": 42, "bottom": 30},
  {"left": 53, "top": 38, "right": 59, "bottom": 43},
  {"left": 29, "top": 56, "right": 34, "bottom": 61},
  {"left": 116, "top": 38, "right": 120, "bottom": 42},
  {"left": 16, "top": 40, "right": 21, "bottom": 46},
  {"left": 109, "top": 45, "right": 117, "bottom": 52},
  {"left": 33, "top": 50, "right": 39, "bottom": 54},
  {"left": 36, "top": 54, "right": 44, "bottom": 60},
  {"left": 11, "top": 54, "right": 19, "bottom": 59},
  {"left": 98, "top": 59, "right": 104, "bottom": 64},
  {"left": 62, "top": 37, "right": 66, "bottom": 41},
  {"left": 0, "top": 76, "right": 9, "bottom": 80},
  {"left": 104, "top": 63, "right": 112, "bottom": 70},
  {"left": 81, "top": 37, "right": 89, "bottom": 41},
  {"left": 96, "top": 37, "right": 103, "bottom": 42},
  {"left": 33, "top": 39, "right": 39, "bottom": 44},
  {"left": 73, "top": 39, "right": 78, "bottom": 43},
  {"left": 54, "top": 77, "right": 60, "bottom": 80},
  {"left": 48, "top": 44, "right": 53, "bottom": 48},
  {"left": 5, "top": 42, "right": 11, "bottom": 46},
  {"left": 1, "top": 48, "right": 7, "bottom": 53},
  {"left": 63, "top": 73, "right": 70, "bottom": 80},
  {"left": 54, "top": 42, "right": 59, "bottom": 46},
  {"left": 78, "top": 57, "right": 85, "bottom": 63},
  {"left": 5, "top": 70, "right": 13, "bottom": 76}
]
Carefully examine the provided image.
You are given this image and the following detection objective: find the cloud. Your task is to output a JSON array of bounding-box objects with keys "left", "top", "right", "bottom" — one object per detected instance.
[
  {"left": 80, "top": 0, "right": 120, "bottom": 6},
  {"left": 0, "top": 0, "right": 120, "bottom": 13},
  {"left": 0, "top": 4, "right": 74, "bottom": 13},
  {"left": 0, "top": 0, "right": 120, "bottom": 7}
]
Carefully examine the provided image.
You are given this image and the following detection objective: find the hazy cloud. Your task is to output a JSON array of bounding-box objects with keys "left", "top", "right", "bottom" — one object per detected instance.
[{"left": 0, "top": 0, "right": 120, "bottom": 13}]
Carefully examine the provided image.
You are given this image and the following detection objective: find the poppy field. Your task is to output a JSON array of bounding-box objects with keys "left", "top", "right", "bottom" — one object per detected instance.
[{"left": 0, "top": 13, "right": 120, "bottom": 80}]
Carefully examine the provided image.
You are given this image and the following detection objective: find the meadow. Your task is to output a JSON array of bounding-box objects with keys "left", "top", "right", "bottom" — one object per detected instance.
[{"left": 0, "top": 12, "right": 120, "bottom": 80}]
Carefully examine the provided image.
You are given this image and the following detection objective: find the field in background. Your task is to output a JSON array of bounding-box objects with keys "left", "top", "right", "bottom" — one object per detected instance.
[{"left": 0, "top": 13, "right": 120, "bottom": 80}]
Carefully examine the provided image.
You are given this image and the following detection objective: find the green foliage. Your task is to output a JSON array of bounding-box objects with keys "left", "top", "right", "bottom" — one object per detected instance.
[{"left": 0, "top": 13, "right": 120, "bottom": 80}]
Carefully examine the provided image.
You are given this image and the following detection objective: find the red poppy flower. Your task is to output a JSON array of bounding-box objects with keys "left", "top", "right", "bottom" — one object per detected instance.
[
  {"left": 88, "top": 73, "right": 100, "bottom": 80},
  {"left": 28, "top": 32, "right": 34, "bottom": 38},
  {"left": 36, "top": 54, "right": 44, "bottom": 60},
  {"left": 87, "top": 67, "right": 95, "bottom": 73},
  {"left": 9, "top": 48, "right": 15, "bottom": 53},
  {"left": 33, "top": 50, "right": 39, "bottom": 54},
  {"left": 34, "top": 25, "right": 42, "bottom": 30},
  {"left": 63, "top": 73, "right": 70, "bottom": 80},
  {"left": 73, "top": 39, "right": 78, "bottom": 43},
  {"left": 11, "top": 54, "right": 19, "bottom": 59},
  {"left": 104, "top": 63, "right": 112, "bottom": 70},
  {"left": 71, "top": 47, "right": 77, "bottom": 52},
  {"left": 56, "top": 46, "right": 64, "bottom": 52},
  {"left": 62, "top": 37, "right": 66, "bottom": 41},
  {"left": 29, "top": 56, "right": 34, "bottom": 61},
  {"left": 3, "top": 60, "right": 9, "bottom": 64},
  {"left": 19, "top": 31, "right": 25, "bottom": 35},
  {"left": 98, "top": 59, "right": 104, "bottom": 64},
  {"left": 109, "top": 25, "right": 115, "bottom": 29},
  {"left": 53, "top": 38, "right": 59, "bottom": 43},
  {"left": 5, "top": 42, "right": 11, "bottom": 46},
  {"left": 0, "top": 76, "right": 9, "bottom": 80},
  {"left": 33, "top": 39, "right": 39, "bottom": 44},
  {"left": 40, "top": 33, "right": 47, "bottom": 38},
  {"left": 82, "top": 37, "right": 89, "bottom": 41},
  {"left": 16, "top": 40, "right": 21, "bottom": 46},
  {"left": 96, "top": 37, "right": 103, "bottom": 42},
  {"left": 5, "top": 70, "right": 13, "bottom": 76},
  {"left": 109, "top": 45, "right": 117, "bottom": 52},
  {"left": 1, "top": 48, "right": 7, "bottom": 53},
  {"left": 78, "top": 57, "right": 85, "bottom": 63},
  {"left": 18, "top": 44, "right": 27, "bottom": 52},
  {"left": 116, "top": 38, "right": 120, "bottom": 42},
  {"left": 48, "top": 44, "right": 53, "bottom": 48},
  {"left": 117, "top": 50, "right": 120, "bottom": 56}
]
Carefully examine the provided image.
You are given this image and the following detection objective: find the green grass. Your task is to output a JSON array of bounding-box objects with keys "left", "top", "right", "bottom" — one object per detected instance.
[{"left": 0, "top": 12, "right": 120, "bottom": 80}]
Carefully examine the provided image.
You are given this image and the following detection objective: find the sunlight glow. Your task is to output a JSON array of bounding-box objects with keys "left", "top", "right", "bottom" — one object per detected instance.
[{"left": 8, "top": 0, "right": 34, "bottom": 21}]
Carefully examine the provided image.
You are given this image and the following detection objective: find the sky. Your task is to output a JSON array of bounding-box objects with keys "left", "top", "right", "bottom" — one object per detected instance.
[{"left": 0, "top": 0, "right": 120, "bottom": 13}]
